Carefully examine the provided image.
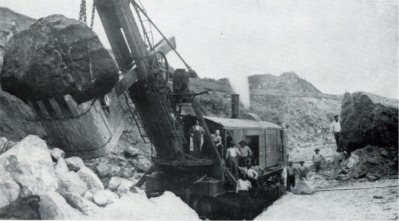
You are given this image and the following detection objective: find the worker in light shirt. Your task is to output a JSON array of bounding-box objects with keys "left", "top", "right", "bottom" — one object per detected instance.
[
  {"left": 226, "top": 141, "right": 241, "bottom": 179},
  {"left": 236, "top": 174, "right": 252, "bottom": 193},
  {"left": 330, "top": 114, "right": 341, "bottom": 152}
]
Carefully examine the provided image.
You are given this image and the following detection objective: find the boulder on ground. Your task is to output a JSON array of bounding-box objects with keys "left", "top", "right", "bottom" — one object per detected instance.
[
  {"left": 107, "top": 177, "right": 127, "bottom": 190},
  {"left": 58, "top": 171, "right": 88, "bottom": 196},
  {"left": 107, "top": 176, "right": 134, "bottom": 196},
  {"left": 54, "top": 158, "right": 69, "bottom": 175},
  {"left": 124, "top": 146, "right": 140, "bottom": 158},
  {"left": 117, "top": 180, "right": 135, "bottom": 196},
  {"left": 0, "top": 135, "right": 58, "bottom": 197},
  {"left": 340, "top": 92, "right": 398, "bottom": 151},
  {"left": 83, "top": 190, "right": 94, "bottom": 202},
  {"left": 39, "top": 191, "right": 83, "bottom": 219},
  {"left": 292, "top": 179, "right": 315, "bottom": 195},
  {"left": 92, "top": 190, "right": 119, "bottom": 207},
  {"left": 65, "top": 156, "right": 85, "bottom": 172},
  {"left": 136, "top": 157, "right": 151, "bottom": 172},
  {"left": 96, "top": 163, "right": 121, "bottom": 178},
  {"left": 0, "top": 14, "right": 119, "bottom": 103},
  {"left": 77, "top": 166, "right": 104, "bottom": 192},
  {"left": 0, "top": 179, "right": 20, "bottom": 209},
  {"left": 63, "top": 192, "right": 99, "bottom": 216},
  {"left": 50, "top": 148, "right": 65, "bottom": 161}
]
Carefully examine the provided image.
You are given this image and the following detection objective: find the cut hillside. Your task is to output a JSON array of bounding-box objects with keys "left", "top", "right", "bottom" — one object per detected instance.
[
  {"left": 185, "top": 77, "right": 248, "bottom": 117},
  {"left": 249, "top": 72, "right": 342, "bottom": 150}
]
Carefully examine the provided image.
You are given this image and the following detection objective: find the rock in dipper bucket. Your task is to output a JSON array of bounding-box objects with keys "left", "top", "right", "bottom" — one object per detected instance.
[{"left": 0, "top": 14, "right": 119, "bottom": 103}]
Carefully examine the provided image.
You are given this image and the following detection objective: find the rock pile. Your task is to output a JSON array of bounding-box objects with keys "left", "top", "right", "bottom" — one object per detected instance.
[
  {"left": 0, "top": 135, "right": 114, "bottom": 219},
  {"left": 1, "top": 14, "right": 119, "bottom": 103},
  {"left": 323, "top": 145, "right": 397, "bottom": 181},
  {"left": 84, "top": 143, "right": 152, "bottom": 187},
  {"left": 0, "top": 135, "right": 198, "bottom": 220},
  {"left": 340, "top": 92, "right": 398, "bottom": 151}
]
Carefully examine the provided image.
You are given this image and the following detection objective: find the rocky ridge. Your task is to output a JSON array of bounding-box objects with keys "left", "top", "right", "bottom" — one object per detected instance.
[{"left": 249, "top": 72, "right": 342, "bottom": 150}]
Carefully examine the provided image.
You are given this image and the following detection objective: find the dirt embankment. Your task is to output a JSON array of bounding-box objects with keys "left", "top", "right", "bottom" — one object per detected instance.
[{"left": 256, "top": 179, "right": 398, "bottom": 220}]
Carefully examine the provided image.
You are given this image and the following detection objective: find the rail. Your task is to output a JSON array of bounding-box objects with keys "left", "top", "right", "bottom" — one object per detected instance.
[{"left": 315, "top": 184, "right": 398, "bottom": 192}]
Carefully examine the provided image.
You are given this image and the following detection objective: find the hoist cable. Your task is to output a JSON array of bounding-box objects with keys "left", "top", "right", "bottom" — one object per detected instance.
[{"left": 131, "top": 0, "right": 193, "bottom": 72}]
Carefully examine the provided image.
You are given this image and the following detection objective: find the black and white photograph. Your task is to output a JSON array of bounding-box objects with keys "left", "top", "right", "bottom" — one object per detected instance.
[{"left": 0, "top": 0, "right": 398, "bottom": 220}]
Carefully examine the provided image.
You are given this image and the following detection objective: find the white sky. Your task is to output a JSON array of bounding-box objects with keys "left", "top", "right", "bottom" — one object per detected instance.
[{"left": 0, "top": 0, "right": 398, "bottom": 102}]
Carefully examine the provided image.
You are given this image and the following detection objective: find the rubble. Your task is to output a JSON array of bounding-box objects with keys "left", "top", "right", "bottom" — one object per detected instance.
[
  {"left": 65, "top": 156, "right": 85, "bottom": 172},
  {"left": 0, "top": 179, "right": 20, "bottom": 209},
  {"left": 63, "top": 193, "right": 99, "bottom": 216},
  {"left": 57, "top": 171, "right": 88, "bottom": 196},
  {"left": 137, "top": 156, "right": 152, "bottom": 172},
  {"left": 39, "top": 191, "right": 83, "bottom": 219},
  {"left": 77, "top": 166, "right": 104, "bottom": 192},
  {"left": 0, "top": 14, "right": 119, "bottom": 103},
  {"left": 92, "top": 190, "right": 119, "bottom": 207},
  {"left": 0, "top": 135, "right": 198, "bottom": 219},
  {"left": 54, "top": 158, "right": 69, "bottom": 175},
  {"left": 0, "top": 135, "right": 58, "bottom": 198},
  {"left": 322, "top": 145, "right": 397, "bottom": 181},
  {"left": 50, "top": 148, "right": 65, "bottom": 161}
]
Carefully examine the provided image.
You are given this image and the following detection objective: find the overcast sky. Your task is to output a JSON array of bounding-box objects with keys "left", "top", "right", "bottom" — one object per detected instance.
[{"left": 0, "top": 0, "right": 398, "bottom": 105}]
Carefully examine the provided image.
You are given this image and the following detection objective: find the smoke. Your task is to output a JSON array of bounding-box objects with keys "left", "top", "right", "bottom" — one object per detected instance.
[{"left": 228, "top": 75, "right": 250, "bottom": 108}]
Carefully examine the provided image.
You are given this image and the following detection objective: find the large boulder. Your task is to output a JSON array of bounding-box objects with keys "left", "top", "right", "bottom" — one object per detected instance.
[
  {"left": 50, "top": 148, "right": 65, "bottom": 161},
  {"left": 57, "top": 171, "right": 88, "bottom": 196},
  {"left": 65, "top": 156, "right": 85, "bottom": 172},
  {"left": 0, "top": 135, "right": 58, "bottom": 198},
  {"left": 92, "top": 190, "right": 119, "bottom": 207},
  {"left": 63, "top": 192, "right": 99, "bottom": 216},
  {"left": 340, "top": 92, "right": 398, "bottom": 151},
  {"left": 39, "top": 191, "right": 83, "bottom": 219},
  {"left": 77, "top": 166, "right": 104, "bottom": 192},
  {"left": 54, "top": 158, "right": 69, "bottom": 175},
  {"left": 0, "top": 179, "right": 20, "bottom": 209},
  {"left": 0, "top": 14, "right": 119, "bottom": 103},
  {"left": 107, "top": 177, "right": 134, "bottom": 196},
  {"left": 136, "top": 156, "right": 151, "bottom": 172},
  {"left": 96, "top": 162, "right": 121, "bottom": 178}
]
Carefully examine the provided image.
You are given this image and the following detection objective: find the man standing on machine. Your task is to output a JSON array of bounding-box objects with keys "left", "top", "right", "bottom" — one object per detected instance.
[{"left": 190, "top": 119, "right": 205, "bottom": 157}]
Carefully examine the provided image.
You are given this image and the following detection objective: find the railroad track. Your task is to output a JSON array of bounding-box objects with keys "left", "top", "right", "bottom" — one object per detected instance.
[{"left": 315, "top": 184, "right": 398, "bottom": 192}]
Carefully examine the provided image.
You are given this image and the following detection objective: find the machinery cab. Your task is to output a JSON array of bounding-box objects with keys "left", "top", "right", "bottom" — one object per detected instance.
[{"left": 182, "top": 115, "right": 287, "bottom": 171}]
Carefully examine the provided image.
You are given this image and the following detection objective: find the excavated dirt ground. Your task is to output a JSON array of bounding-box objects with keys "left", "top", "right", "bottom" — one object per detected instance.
[
  {"left": 256, "top": 178, "right": 398, "bottom": 220},
  {"left": 256, "top": 142, "right": 399, "bottom": 220}
]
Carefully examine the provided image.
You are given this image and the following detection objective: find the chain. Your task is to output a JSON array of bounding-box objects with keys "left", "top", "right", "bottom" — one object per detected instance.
[
  {"left": 79, "top": 0, "right": 96, "bottom": 29},
  {"left": 90, "top": 0, "right": 96, "bottom": 29},
  {"left": 79, "top": 0, "right": 87, "bottom": 23},
  {"left": 130, "top": 0, "right": 193, "bottom": 72}
]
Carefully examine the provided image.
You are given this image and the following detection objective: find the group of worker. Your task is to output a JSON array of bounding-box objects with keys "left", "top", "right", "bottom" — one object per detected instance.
[
  {"left": 189, "top": 114, "right": 341, "bottom": 192},
  {"left": 286, "top": 148, "right": 325, "bottom": 191},
  {"left": 224, "top": 139, "right": 266, "bottom": 193}
]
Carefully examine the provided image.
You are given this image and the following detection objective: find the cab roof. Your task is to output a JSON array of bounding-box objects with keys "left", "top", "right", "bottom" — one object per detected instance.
[{"left": 204, "top": 116, "right": 282, "bottom": 130}]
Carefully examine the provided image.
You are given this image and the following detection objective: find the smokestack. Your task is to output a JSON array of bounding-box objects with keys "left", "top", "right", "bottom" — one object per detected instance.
[{"left": 231, "top": 94, "right": 240, "bottom": 119}]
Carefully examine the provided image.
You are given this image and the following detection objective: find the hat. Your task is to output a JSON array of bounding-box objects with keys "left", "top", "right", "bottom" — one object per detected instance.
[
  {"left": 299, "top": 161, "right": 305, "bottom": 164},
  {"left": 315, "top": 148, "right": 320, "bottom": 152},
  {"left": 334, "top": 115, "right": 339, "bottom": 117}
]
